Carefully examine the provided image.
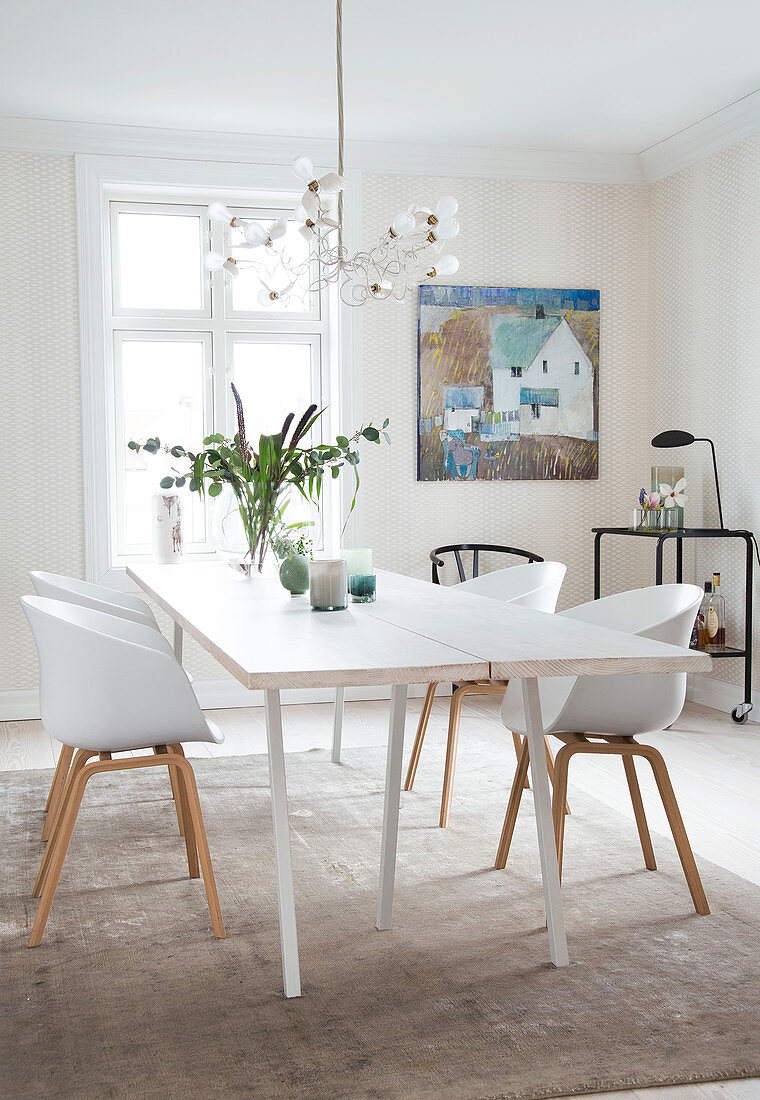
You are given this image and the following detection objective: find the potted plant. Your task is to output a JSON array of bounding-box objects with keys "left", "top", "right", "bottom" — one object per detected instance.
[{"left": 129, "top": 383, "right": 389, "bottom": 576}]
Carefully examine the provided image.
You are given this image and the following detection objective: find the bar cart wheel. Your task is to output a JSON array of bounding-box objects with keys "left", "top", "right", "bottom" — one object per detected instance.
[{"left": 731, "top": 704, "right": 752, "bottom": 724}]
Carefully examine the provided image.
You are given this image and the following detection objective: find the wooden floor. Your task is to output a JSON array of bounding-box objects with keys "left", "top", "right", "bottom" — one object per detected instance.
[{"left": 2, "top": 696, "right": 758, "bottom": 1100}]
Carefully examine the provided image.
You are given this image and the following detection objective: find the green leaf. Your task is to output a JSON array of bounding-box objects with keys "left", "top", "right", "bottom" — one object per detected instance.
[
  {"left": 383, "top": 431, "right": 391, "bottom": 445},
  {"left": 382, "top": 418, "right": 389, "bottom": 428},
  {"left": 189, "top": 478, "right": 199, "bottom": 492},
  {"left": 159, "top": 476, "right": 175, "bottom": 489},
  {"left": 143, "top": 443, "right": 158, "bottom": 455},
  {"left": 127, "top": 440, "right": 138, "bottom": 450},
  {"left": 331, "top": 465, "right": 341, "bottom": 479},
  {"left": 170, "top": 445, "right": 186, "bottom": 457},
  {"left": 336, "top": 435, "right": 349, "bottom": 448},
  {"left": 175, "top": 476, "right": 186, "bottom": 487},
  {"left": 362, "top": 427, "right": 380, "bottom": 442},
  {"left": 208, "top": 482, "right": 223, "bottom": 497}
]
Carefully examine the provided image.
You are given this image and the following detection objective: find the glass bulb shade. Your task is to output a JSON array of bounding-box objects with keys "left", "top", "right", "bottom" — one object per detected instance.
[
  {"left": 222, "top": 260, "right": 239, "bottom": 277},
  {"left": 318, "top": 172, "right": 348, "bottom": 193},
  {"left": 413, "top": 209, "right": 432, "bottom": 229},
  {"left": 243, "top": 222, "right": 269, "bottom": 246},
  {"left": 391, "top": 211, "right": 415, "bottom": 237},
  {"left": 208, "top": 201, "right": 233, "bottom": 224},
  {"left": 268, "top": 218, "right": 287, "bottom": 241},
  {"left": 204, "top": 250, "right": 225, "bottom": 271},
  {"left": 257, "top": 288, "right": 276, "bottom": 307},
  {"left": 301, "top": 191, "right": 319, "bottom": 219},
  {"left": 435, "top": 217, "right": 459, "bottom": 239},
  {"left": 435, "top": 195, "right": 458, "bottom": 218},
  {"left": 436, "top": 254, "right": 459, "bottom": 275},
  {"left": 292, "top": 155, "right": 315, "bottom": 182},
  {"left": 293, "top": 203, "right": 308, "bottom": 223},
  {"left": 298, "top": 224, "right": 313, "bottom": 242}
]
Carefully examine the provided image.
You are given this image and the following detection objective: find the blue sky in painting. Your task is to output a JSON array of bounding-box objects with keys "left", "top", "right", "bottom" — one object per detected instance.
[{"left": 419, "top": 286, "right": 600, "bottom": 311}]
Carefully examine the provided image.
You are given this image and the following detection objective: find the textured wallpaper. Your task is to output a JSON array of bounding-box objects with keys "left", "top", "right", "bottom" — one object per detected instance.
[
  {"left": 649, "top": 134, "right": 760, "bottom": 691},
  {"left": 0, "top": 153, "right": 83, "bottom": 691},
  {"left": 359, "top": 174, "right": 653, "bottom": 614}
]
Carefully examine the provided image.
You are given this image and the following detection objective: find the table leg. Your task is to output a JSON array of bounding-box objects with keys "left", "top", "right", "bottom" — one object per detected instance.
[
  {"left": 264, "top": 688, "right": 301, "bottom": 998},
  {"left": 377, "top": 683, "right": 408, "bottom": 931},
  {"left": 173, "top": 621, "right": 184, "bottom": 663},
  {"left": 676, "top": 537, "right": 683, "bottom": 584},
  {"left": 332, "top": 686, "right": 345, "bottom": 764},
  {"left": 521, "top": 678, "right": 569, "bottom": 968}
]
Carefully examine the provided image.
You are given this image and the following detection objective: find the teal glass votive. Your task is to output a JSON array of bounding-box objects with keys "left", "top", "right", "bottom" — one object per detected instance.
[{"left": 349, "top": 573, "right": 376, "bottom": 603}]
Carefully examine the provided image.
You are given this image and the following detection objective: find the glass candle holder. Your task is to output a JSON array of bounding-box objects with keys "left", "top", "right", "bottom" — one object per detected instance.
[
  {"left": 349, "top": 573, "right": 376, "bottom": 603},
  {"left": 341, "top": 548, "right": 373, "bottom": 581},
  {"left": 631, "top": 506, "right": 645, "bottom": 530},
  {"left": 309, "top": 559, "right": 348, "bottom": 612}
]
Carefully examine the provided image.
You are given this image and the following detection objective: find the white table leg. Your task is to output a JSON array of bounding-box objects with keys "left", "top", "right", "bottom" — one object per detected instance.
[
  {"left": 331, "top": 686, "right": 345, "bottom": 764},
  {"left": 173, "top": 621, "right": 183, "bottom": 663},
  {"left": 377, "top": 683, "right": 408, "bottom": 930},
  {"left": 264, "top": 688, "right": 302, "bottom": 998},
  {"left": 521, "top": 677, "right": 569, "bottom": 968}
]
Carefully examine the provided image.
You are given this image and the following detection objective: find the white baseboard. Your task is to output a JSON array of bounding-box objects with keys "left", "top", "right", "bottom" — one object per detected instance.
[
  {"left": 686, "top": 673, "right": 758, "bottom": 723},
  {"left": 0, "top": 680, "right": 446, "bottom": 721}
]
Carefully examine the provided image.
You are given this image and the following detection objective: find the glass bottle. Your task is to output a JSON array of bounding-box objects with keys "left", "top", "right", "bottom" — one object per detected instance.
[
  {"left": 696, "top": 582, "right": 711, "bottom": 650},
  {"left": 707, "top": 572, "right": 726, "bottom": 650}
]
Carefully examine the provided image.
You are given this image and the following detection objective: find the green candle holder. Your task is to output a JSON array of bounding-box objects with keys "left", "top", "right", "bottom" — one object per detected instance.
[{"left": 349, "top": 574, "right": 376, "bottom": 603}]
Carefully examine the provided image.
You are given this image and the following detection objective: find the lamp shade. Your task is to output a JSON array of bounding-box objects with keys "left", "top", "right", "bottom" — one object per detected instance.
[{"left": 651, "top": 430, "right": 696, "bottom": 448}]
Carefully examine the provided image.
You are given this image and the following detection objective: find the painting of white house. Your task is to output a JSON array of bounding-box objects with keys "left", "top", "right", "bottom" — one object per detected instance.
[{"left": 418, "top": 286, "right": 599, "bottom": 481}]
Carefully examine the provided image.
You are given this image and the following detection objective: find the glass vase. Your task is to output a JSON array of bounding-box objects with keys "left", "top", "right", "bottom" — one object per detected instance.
[
  {"left": 643, "top": 509, "right": 663, "bottom": 530},
  {"left": 309, "top": 559, "right": 348, "bottom": 611},
  {"left": 210, "top": 483, "right": 277, "bottom": 577},
  {"left": 652, "top": 465, "right": 685, "bottom": 528}
]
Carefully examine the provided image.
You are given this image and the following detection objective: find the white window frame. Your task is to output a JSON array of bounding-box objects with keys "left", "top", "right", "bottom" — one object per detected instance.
[{"left": 76, "top": 154, "right": 362, "bottom": 585}]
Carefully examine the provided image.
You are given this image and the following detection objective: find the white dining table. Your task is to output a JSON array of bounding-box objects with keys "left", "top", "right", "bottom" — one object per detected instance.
[{"left": 128, "top": 562, "right": 711, "bottom": 997}]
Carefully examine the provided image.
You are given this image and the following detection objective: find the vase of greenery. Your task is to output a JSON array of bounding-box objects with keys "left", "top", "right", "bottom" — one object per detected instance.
[
  {"left": 272, "top": 532, "right": 312, "bottom": 596},
  {"left": 129, "top": 383, "right": 389, "bottom": 577}
]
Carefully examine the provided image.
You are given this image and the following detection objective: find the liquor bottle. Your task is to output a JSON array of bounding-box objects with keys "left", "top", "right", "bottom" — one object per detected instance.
[
  {"left": 696, "top": 581, "right": 711, "bottom": 650},
  {"left": 707, "top": 572, "right": 726, "bottom": 650}
]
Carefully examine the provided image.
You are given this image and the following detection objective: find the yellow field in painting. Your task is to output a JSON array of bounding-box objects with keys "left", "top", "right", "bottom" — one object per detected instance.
[{"left": 419, "top": 432, "right": 598, "bottom": 481}]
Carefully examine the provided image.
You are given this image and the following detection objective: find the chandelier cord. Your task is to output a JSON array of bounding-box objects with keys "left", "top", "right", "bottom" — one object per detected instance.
[{"left": 336, "top": 0, "right": 344, "bottom": 259}]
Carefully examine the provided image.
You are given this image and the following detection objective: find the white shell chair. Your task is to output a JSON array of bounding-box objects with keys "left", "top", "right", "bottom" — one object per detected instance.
[
  {"left": 21, "top": 595, "right": 225, "bottom": 946},
  {"left": 404, "top": 560, "right": 567, "bottom": 827},
  {"left": 30, "top": 571, "right": 162, "bottom": 841},
  {"left": 494, "top": 583, "right": 709, "bottom": 915}
]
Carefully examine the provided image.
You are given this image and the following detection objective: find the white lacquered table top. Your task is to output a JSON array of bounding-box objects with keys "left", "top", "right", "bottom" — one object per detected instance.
[
  {"left": 127, "top": 562, "right": 489, "bottom": 690},
  {"left": 128, "top": 562, "right": 711, "bottom": 688},
  {"left": 364, "top": 571, "right": 713, "bottom": 680}
]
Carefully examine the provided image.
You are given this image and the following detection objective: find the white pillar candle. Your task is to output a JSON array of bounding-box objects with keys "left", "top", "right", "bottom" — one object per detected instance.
[
  {"left": 151, "top": 492, "right": 183, "bottom": 563},
  {"left": 309, "top": 559, "right": 348, "bottom": 611}
]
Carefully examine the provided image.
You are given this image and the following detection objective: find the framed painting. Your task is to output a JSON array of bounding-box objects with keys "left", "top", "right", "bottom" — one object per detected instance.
[{"left": 417, "top": 286, "right": 599, "bottom": 481}]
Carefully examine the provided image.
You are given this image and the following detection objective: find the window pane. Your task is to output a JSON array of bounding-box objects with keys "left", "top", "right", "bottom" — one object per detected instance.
[
  {"left": 230, "top": 218, "right": 313, "bottom": 313},
  {"left": 232, "top": 341, "right": 317, "bottom": 537},
  {"left": 115, "top": 212, "right": 203, "bottom": 311},
  {"left": 120, "top": 339, "right": 207, "bottom": 547}
]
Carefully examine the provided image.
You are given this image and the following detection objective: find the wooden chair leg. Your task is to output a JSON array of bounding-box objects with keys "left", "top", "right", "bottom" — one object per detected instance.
[
  {"left": 512, "top": 732, "right": 530, "bottom": 789},
  {"left": 30, "top": 753, "right": 224, "bottom": 945},
  {"left": 622, "top": 755, "right": 657, "bottom": 870},
  {"left": 551, "top": 744, "right": 573, "bottom": 882},
  {"left": 404, "top": 682, "right": 437, "bottom": 791},
  {"left": 155, "top": 745, "right": 185, "bottom": 836},
  {"left": 165, "top": 747, "right": 199, "bottom": 879},
  {"left": 34, "top": 749, "right": 98, "bottom": 897},
  {"left": 29, "top": 758, "right": 95, "bottom": 946},
  {"left": 41, "top": 744, "right": 74, "bottom": 841},
  {"left": 439, "top": 685, "right": 467, "bottom": 828},
  {"left": 494, "top": 735, "right": 530, "bottom": 869},
  {"left": 640, "top": 745, "right": 710, "bottom": 915},
  {"left": 172, "top": 756, "right": 225, "bottom": 938},
  {"left": 544, "top": 738, "right": 571, "bottom": 816}
]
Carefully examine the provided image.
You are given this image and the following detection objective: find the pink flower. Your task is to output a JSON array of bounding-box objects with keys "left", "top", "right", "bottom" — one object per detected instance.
[{"left": 646, "top": 491, "right": 661, "bottom": 509}]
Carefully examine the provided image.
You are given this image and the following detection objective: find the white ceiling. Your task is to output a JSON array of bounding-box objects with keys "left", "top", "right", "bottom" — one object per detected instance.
[{"left": 1, "top": 0, "right": 759, "bottom": 155}]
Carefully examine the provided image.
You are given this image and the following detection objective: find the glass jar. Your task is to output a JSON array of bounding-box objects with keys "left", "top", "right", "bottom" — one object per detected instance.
[{"left": 349, "top": 574, "right": 377, "bottom": 603}]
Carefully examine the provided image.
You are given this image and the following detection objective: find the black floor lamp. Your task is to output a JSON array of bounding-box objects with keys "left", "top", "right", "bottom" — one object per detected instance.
[{"left": 651, "top": 430, "right": 725, "bottom": 530}]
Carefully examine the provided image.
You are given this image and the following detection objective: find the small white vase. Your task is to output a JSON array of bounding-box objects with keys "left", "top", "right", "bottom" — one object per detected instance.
[{"left": 151, "top": 492, "right": 183, "bottom": 563}]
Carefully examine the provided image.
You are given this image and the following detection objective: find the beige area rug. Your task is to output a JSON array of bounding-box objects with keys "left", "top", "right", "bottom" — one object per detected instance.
[{"left": 2, "top": 741, "right": 759, "bottom": 1100}]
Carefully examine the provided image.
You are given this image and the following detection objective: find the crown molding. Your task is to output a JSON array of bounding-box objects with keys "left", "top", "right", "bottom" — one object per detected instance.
[
  {"left": 3, "top": 92, "right": 760, "bottom": 187},
  {"left": 639, "top": 88, "right": 760, "bottom": 182},
  {"left": 0, "top": 115, "right": 643, "bottom": 185}
]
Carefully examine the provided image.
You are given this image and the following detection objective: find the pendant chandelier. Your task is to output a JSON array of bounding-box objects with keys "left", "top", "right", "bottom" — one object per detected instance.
[{"left": 204, "top": 0, "right": 460, "bottom": 307}]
